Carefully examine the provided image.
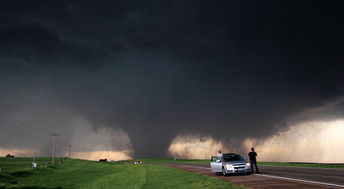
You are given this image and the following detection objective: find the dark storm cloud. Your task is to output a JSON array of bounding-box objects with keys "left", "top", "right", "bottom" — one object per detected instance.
[{"left": 1, "top": 0, "right": 344, "bottom": 157}]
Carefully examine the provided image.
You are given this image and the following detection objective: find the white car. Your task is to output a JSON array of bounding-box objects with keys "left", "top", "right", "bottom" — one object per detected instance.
[{"left": 210, "top": 153, "right": 251, "bottom": 175}]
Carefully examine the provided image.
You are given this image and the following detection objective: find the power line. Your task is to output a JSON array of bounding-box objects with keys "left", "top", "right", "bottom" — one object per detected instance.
[
  {"left": 0, "top": 113, "right": 51, "bottom": 137},
  {"left": 0, "top": 141, "right": 15, "bottom": 155},
  {"left": 0, "top": 120, "right": 47, "bottom": 139}
]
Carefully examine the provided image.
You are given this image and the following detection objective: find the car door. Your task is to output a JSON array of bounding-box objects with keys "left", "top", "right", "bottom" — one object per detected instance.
[{"left": 210, "top": 156, "right": 222, "bottom": 172}]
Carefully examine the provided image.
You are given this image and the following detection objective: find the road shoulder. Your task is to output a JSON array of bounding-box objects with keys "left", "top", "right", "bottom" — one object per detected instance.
[{"left": 159, "top": 163, "right": 343, "bottom": 189}]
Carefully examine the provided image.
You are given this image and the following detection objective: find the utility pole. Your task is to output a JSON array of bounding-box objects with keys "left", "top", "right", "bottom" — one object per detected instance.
[
  {"left": 51, "top": 134, "right": 59, "bottom": 165},
  {"left": 68, "top": 144, "right": 72, "bottom": 158},
  {"left": 63, "top": 141, "right": 68, "bottom": 161},
  {"left": 33, "top": 151, "right": 36, "bottom": 162},
  {"left": 59, "top": 151, "right": 61, "bottom": 165}
]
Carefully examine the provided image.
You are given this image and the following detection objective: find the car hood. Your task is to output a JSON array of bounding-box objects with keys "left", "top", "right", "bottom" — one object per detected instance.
[{"left": 223, "top": 161, "right": 247, "bottom": 165}]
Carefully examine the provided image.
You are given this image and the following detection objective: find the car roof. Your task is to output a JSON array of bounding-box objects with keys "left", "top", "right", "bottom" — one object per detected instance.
[
  {"left": 211, "top": 153, "right": 241, "bottom": 158},
  {"left": 223, "top": 153, "right": 239, "bottom": 156}
]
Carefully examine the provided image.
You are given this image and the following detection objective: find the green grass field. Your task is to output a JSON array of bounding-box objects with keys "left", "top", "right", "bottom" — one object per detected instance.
[
  {"left": 135, "top": 158, "right": 344, "bottom": 169},
  {"left": 0, "top": 157, "right": 246, "bottom": 189},
  {"left": 1, "top": 157, "right": 342, "bottom": 189}
]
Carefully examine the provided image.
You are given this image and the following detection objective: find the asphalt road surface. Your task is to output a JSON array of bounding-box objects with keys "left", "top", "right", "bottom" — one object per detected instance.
[{"left": 160, "top": 163, "right": 344, "bottom": 189}]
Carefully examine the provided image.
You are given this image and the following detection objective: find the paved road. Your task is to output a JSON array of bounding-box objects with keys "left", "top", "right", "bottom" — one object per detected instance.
[
  {"left": 160, "top": 163, "right": 344, "bottom": 189},
  {"left": 260, "top": 166, "right": 344, "bottom": 186}
]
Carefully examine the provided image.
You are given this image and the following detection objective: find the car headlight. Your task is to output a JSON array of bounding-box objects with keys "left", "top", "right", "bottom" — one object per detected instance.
[
  {"left": 246, "top": 162, "right": 250, "bottom": 167},
  {"left": 226, "top": 164, "right": 233, "bottom": 169}
]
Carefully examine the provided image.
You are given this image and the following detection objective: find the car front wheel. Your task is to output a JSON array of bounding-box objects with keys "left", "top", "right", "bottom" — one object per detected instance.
[{"left": 222, "top": 167, "right": 227, "bottom": 176}]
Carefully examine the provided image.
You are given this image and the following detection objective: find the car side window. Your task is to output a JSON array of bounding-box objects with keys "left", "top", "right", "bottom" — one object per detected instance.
[{"left": 211, "top": 156, "right": 219, "bottom": 162}]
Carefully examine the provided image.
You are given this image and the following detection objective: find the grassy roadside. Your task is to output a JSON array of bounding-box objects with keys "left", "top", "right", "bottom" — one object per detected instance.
[
  {"left": 135, "top": 159, "right": 344, "bottom": 169},
  {"left": 135, "top": 159, "right": 209, "bottom": 164},
  {"left": 0, "top": 157, "right": 246, "bottom": 189}
]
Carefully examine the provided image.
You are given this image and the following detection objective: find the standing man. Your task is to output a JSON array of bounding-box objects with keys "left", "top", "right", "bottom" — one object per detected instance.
[
  {"left": 217, "top": 150, "right": 223, "bottom": 160},
  {"left": 248, "top": 147, "right": 260, "bottom": 174}
]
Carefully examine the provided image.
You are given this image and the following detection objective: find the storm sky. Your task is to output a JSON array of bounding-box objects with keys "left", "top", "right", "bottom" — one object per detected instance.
[{"left": 0, "top": 1, "right": 344, "bottom": 159}]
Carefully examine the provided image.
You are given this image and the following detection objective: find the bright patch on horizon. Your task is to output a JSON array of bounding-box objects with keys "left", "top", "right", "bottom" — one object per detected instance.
[
  {"left": 168, "top": 121, "right": 344, "bottom": 163},
  {"left": 72, "top": 150, "right": 132, "bottom": 161},
  {"left": 244, "top": 120, "right": 344, "bottom": 163},
  {"left": 0, "top": 149, "right": 38, "bottom": 157},
  {"left": 168, "top": 135, "right": 224, "bottom": 159}
]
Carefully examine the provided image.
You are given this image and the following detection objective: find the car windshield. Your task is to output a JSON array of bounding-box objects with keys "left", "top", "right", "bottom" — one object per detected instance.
[{"left": 222, "top": 154, "right": 244, "bottom": 162}]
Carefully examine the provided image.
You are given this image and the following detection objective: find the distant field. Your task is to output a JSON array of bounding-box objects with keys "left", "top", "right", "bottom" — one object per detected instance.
[
  {"left": 135, "top": 158, "right": 344, "bottom": 169},
  {"left": 0, "top": 157, "right": 245, "bottom": 189}
]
